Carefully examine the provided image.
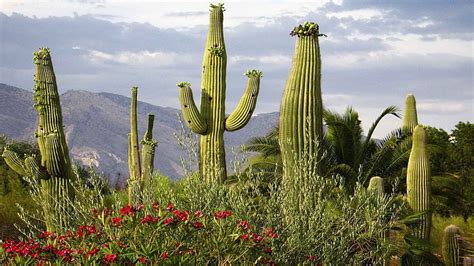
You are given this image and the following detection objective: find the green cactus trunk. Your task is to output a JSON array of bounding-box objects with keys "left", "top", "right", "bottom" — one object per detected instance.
[
  {"left": 177, "top": 4, "right": 262, "bottom": 184},
  {"left": 278, "top": 22, "right": 325, "bottom": 230},
  {"left": 0, "top": 48, "right": 75, "bottom": 232},
  {"left": 402, "top": 94, "right": 418, "bottom": 133},
  {"left": 406, "top": 125, "right": 431, "bottom": 240},
  {"left": 141, "top": 113, "right": 157, "bottom": 187},
  {"left": 442, "top": 224, "right": 461, "bottom": 266},
  {"left": 368, "top": 176, "right": 384, "bottom": 197},
  {"left": 34, "top": 49, "right": 75, "bottom": 232},
  {"left": 127, "top": 87, "right": 157, "bottom": 204},
  {"left": 279, "top": 22, "right": 324, "bottom": 185}
]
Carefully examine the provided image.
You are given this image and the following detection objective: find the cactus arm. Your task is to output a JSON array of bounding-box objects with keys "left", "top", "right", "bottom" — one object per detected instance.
[
  {"left": 402, "top": 94, "right": 418, "bottom": 133},
  {"left": 141, "top": 113, "right": 157, "bottom": 184},
  {"left": 406, "top": 125, "right": 431, "bottom": 240},
  {"left": 129, "top": 87, "right": 141, "bottom": 180},
  {"left": 225, "top": 70, "right": 262, "bottom": 132},
  {"left": 24, "top": 155, "right": 49, "bottom": 180},
  {"left": 177, "top": 82, "right": 208, "bottom": 134},
  {"left": 1, "top": 149, "right": 26, "bottom": 176}
]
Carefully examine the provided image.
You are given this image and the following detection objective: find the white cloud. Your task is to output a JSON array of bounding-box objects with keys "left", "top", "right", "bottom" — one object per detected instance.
[
  {"left": 418, "top": 101, "right": 470, "bottom": 114},
  {"left": 229, "top": 54, "right": 291, "bottom": 66},
  {"left": 326, "top": 8, "right": 386, "bottom": 20},
  {"left": 87, "top": 49, "right": 196, "bottom": 67}
]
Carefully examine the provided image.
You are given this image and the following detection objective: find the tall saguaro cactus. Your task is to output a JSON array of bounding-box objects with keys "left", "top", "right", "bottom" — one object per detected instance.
[
  {"left": 128, "top": 87, "right": 157, "bottom": 204},
  {"left": 406, "top": 125, "right": 431, "bottom": 240},
  {"left": 442, "top": 224, "right": 462, "bottom": 266},
  {"left": 278, "top": 22, "right": 325, "bottom": 229},
  {"left": 177, "top": 3, "right": 262, "bottom": 183},
  {"left": 280, "top": 22, "right": 325, "bottom": 182},
  {"left": 402, "top": 94, "right": 418, "bottom": 133},
  {"left": 2, "top": 48, "right": 74, "bottom": 232}
]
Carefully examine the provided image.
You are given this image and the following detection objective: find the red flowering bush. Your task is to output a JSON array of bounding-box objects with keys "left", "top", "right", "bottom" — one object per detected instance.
[{"left": 0, "top": 202, "right": 276, "bottom": 264}]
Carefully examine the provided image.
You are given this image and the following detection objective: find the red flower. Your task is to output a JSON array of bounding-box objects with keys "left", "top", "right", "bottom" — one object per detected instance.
[
  {"left": 153, "top": 202, "right": 159, "bottom": 210},
  {"left": 135, "top": 204, "right": 144, "bottom": 211},
  {"left": 117, "top": 241, "right": 128, "bottom": 248},
  {"left": 194, "top": 210, "right": 203, "bottom": 217},
  {"left": 306, "top": 255, "right": 317, "bottom": 261},
  {"left": 193, "top": 221, "right": 203, "bottom": 229},
  {"left": 264, "top": 227, "right": 278, "bottom": 239},
  {"left": 166, "top": 203, "right": 174, "bottom": 211},
  {"left": 138, "top": 257, "right": 147, "bottom": 263},
  {"left": 264, "top": 247, "right": 272, "bottom": 254},
  {"left": 251, "top": 233, "right": 263, "bottom": 243},
  {"left": 120, "top": 204, "right": 134, "bottom": 216},
  {"left": 92, "top": 208, "right": 99, "bottom": 217},
  {"left": 112, "top": 217, "right": 122, "bottom": 227},
  {"left": 104, "top": 253, "right": 117, "bottom": 263},
  {"left": 214, "top": 210, "right": 232, "bottom": 219},
  {"left": 140, "top": 215, "right": 155, "bottom": 224},
  {"left": 240, "top": 234, "right": 249, "bottom": 240},
  {"left": 38, "top": 231, "right": 53, "bottom": 239},
  {"left": 86, "top": 247, "right": 100, "bottom": 257},
  {"left": 238, "top": 220, "right": 250, "bottom": 231},
  {"left": 173, "top": 210, "right": 189, "bottom": 222},
  {"left": 86, "top": 225, "right": 97, "bottom": 235},
  {"left": 160, "top": 251, "right": 169, "bottom": 260},
  {"left": 163, "top": 217, "right": 173, "bottom": 225}
]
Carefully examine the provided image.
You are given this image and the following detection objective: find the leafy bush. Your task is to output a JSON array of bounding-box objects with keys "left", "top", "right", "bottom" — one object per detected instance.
[{"left": 1, "top": 202, "right": 275, "bottom": 265}]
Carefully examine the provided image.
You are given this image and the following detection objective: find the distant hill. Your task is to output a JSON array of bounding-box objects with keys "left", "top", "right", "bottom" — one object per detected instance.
[{"left": 0, "top": 83, "right": 279, "bottom": 185}]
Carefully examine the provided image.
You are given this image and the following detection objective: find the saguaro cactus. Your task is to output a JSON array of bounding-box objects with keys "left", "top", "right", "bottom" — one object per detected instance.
[
  {"left": 406, "top": 125, "right": 431, "bottom": 240},
  {"left": 402, "top": 94, "right": 418, "bottom": 133},
  {"left": 368, "top": 176, "right": 384, "bottom": 197},
  {"left": 442, "top": 224, "right": 462, "bottom": 266},
  {"left": 2, "top": 48, "right": 74, "bottom": 232},
  {"left": 279, "top": 21, "right": 325, "bottom": 181},
  {"left": 127, "top": 87, "right": 157, "bottom": 204},
  {"left": 177, "top": 3, "right": 262, "bottom": 183}
]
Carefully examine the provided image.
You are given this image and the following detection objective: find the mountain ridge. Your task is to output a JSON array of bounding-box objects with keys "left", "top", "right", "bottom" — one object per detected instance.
[{"left": 0, "top": 83, "right": 279, "bottom": 185}]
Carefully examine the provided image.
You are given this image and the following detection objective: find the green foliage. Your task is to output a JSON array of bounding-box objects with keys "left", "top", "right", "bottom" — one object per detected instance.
[{"left": 0, "top": 135, "right": 39, "bottom": 239}]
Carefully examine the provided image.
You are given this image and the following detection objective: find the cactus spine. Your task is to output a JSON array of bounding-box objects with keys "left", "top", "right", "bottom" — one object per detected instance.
[
  {"left": 1, "top": 48, "right": 74, "bottom": 232},
  {"left": 442, "top": 224, "right": 462, "bottom": 266},
  {"left": 177, "top": 3, "right": 262, "bottom": 183},
  {"left": 280, "top": 21, "right": 324, "bottom": 182},
  {"left": 368, "top": 176, "right": 384, "bottom": 197},
  {"left": 402, "top": 94, "right": 418, "bottom": 133},
  {"left": 406, "top": 125, "right": 431, "bottom": 240},
  {"left": 128, "top": 87, "right": 157, "bottom": 204}
]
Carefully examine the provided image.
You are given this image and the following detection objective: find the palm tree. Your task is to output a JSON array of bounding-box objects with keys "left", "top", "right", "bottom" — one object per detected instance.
[
  {"left": 242, "top": 106, "right": 402, "bottom": 190},
  {"left": 323, "top": 106, "right": 400, "bottom": 190}
]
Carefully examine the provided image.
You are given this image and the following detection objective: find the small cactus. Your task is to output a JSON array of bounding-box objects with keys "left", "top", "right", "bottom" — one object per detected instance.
[
  {"left": 368, "top": 176, "right": 384, "bottom": 197},
  {"left": 406, "top": 125, "right": 431, "bottom": 240},
  {"left": 442, "top": 224, "right": 461, "bottom": 266},
  {"left": 127, "top": 87, "right": 157, "bottom": 204}
]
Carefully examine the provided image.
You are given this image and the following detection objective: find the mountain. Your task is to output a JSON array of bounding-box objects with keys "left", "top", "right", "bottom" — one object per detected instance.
[{"left": 0, "top": 83, "right": 279, "bottom": 185}]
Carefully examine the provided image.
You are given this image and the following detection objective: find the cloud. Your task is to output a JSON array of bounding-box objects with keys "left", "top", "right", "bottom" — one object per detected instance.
[
  {"left": 164, "top": 11, "right": 208, "bottom": 17},
  {"left": 0, "top": 0, "right": 472, "bottom": 137}
]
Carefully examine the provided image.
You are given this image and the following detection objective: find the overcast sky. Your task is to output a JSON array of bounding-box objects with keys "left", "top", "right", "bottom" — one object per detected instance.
[{"left": 0, "top": 0, "right": 472, "bottom": 138}]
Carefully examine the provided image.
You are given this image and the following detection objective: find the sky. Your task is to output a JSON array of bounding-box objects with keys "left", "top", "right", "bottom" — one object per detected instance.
[{"left": 0, "top": 0, "right": 472, "bottom": 138}]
